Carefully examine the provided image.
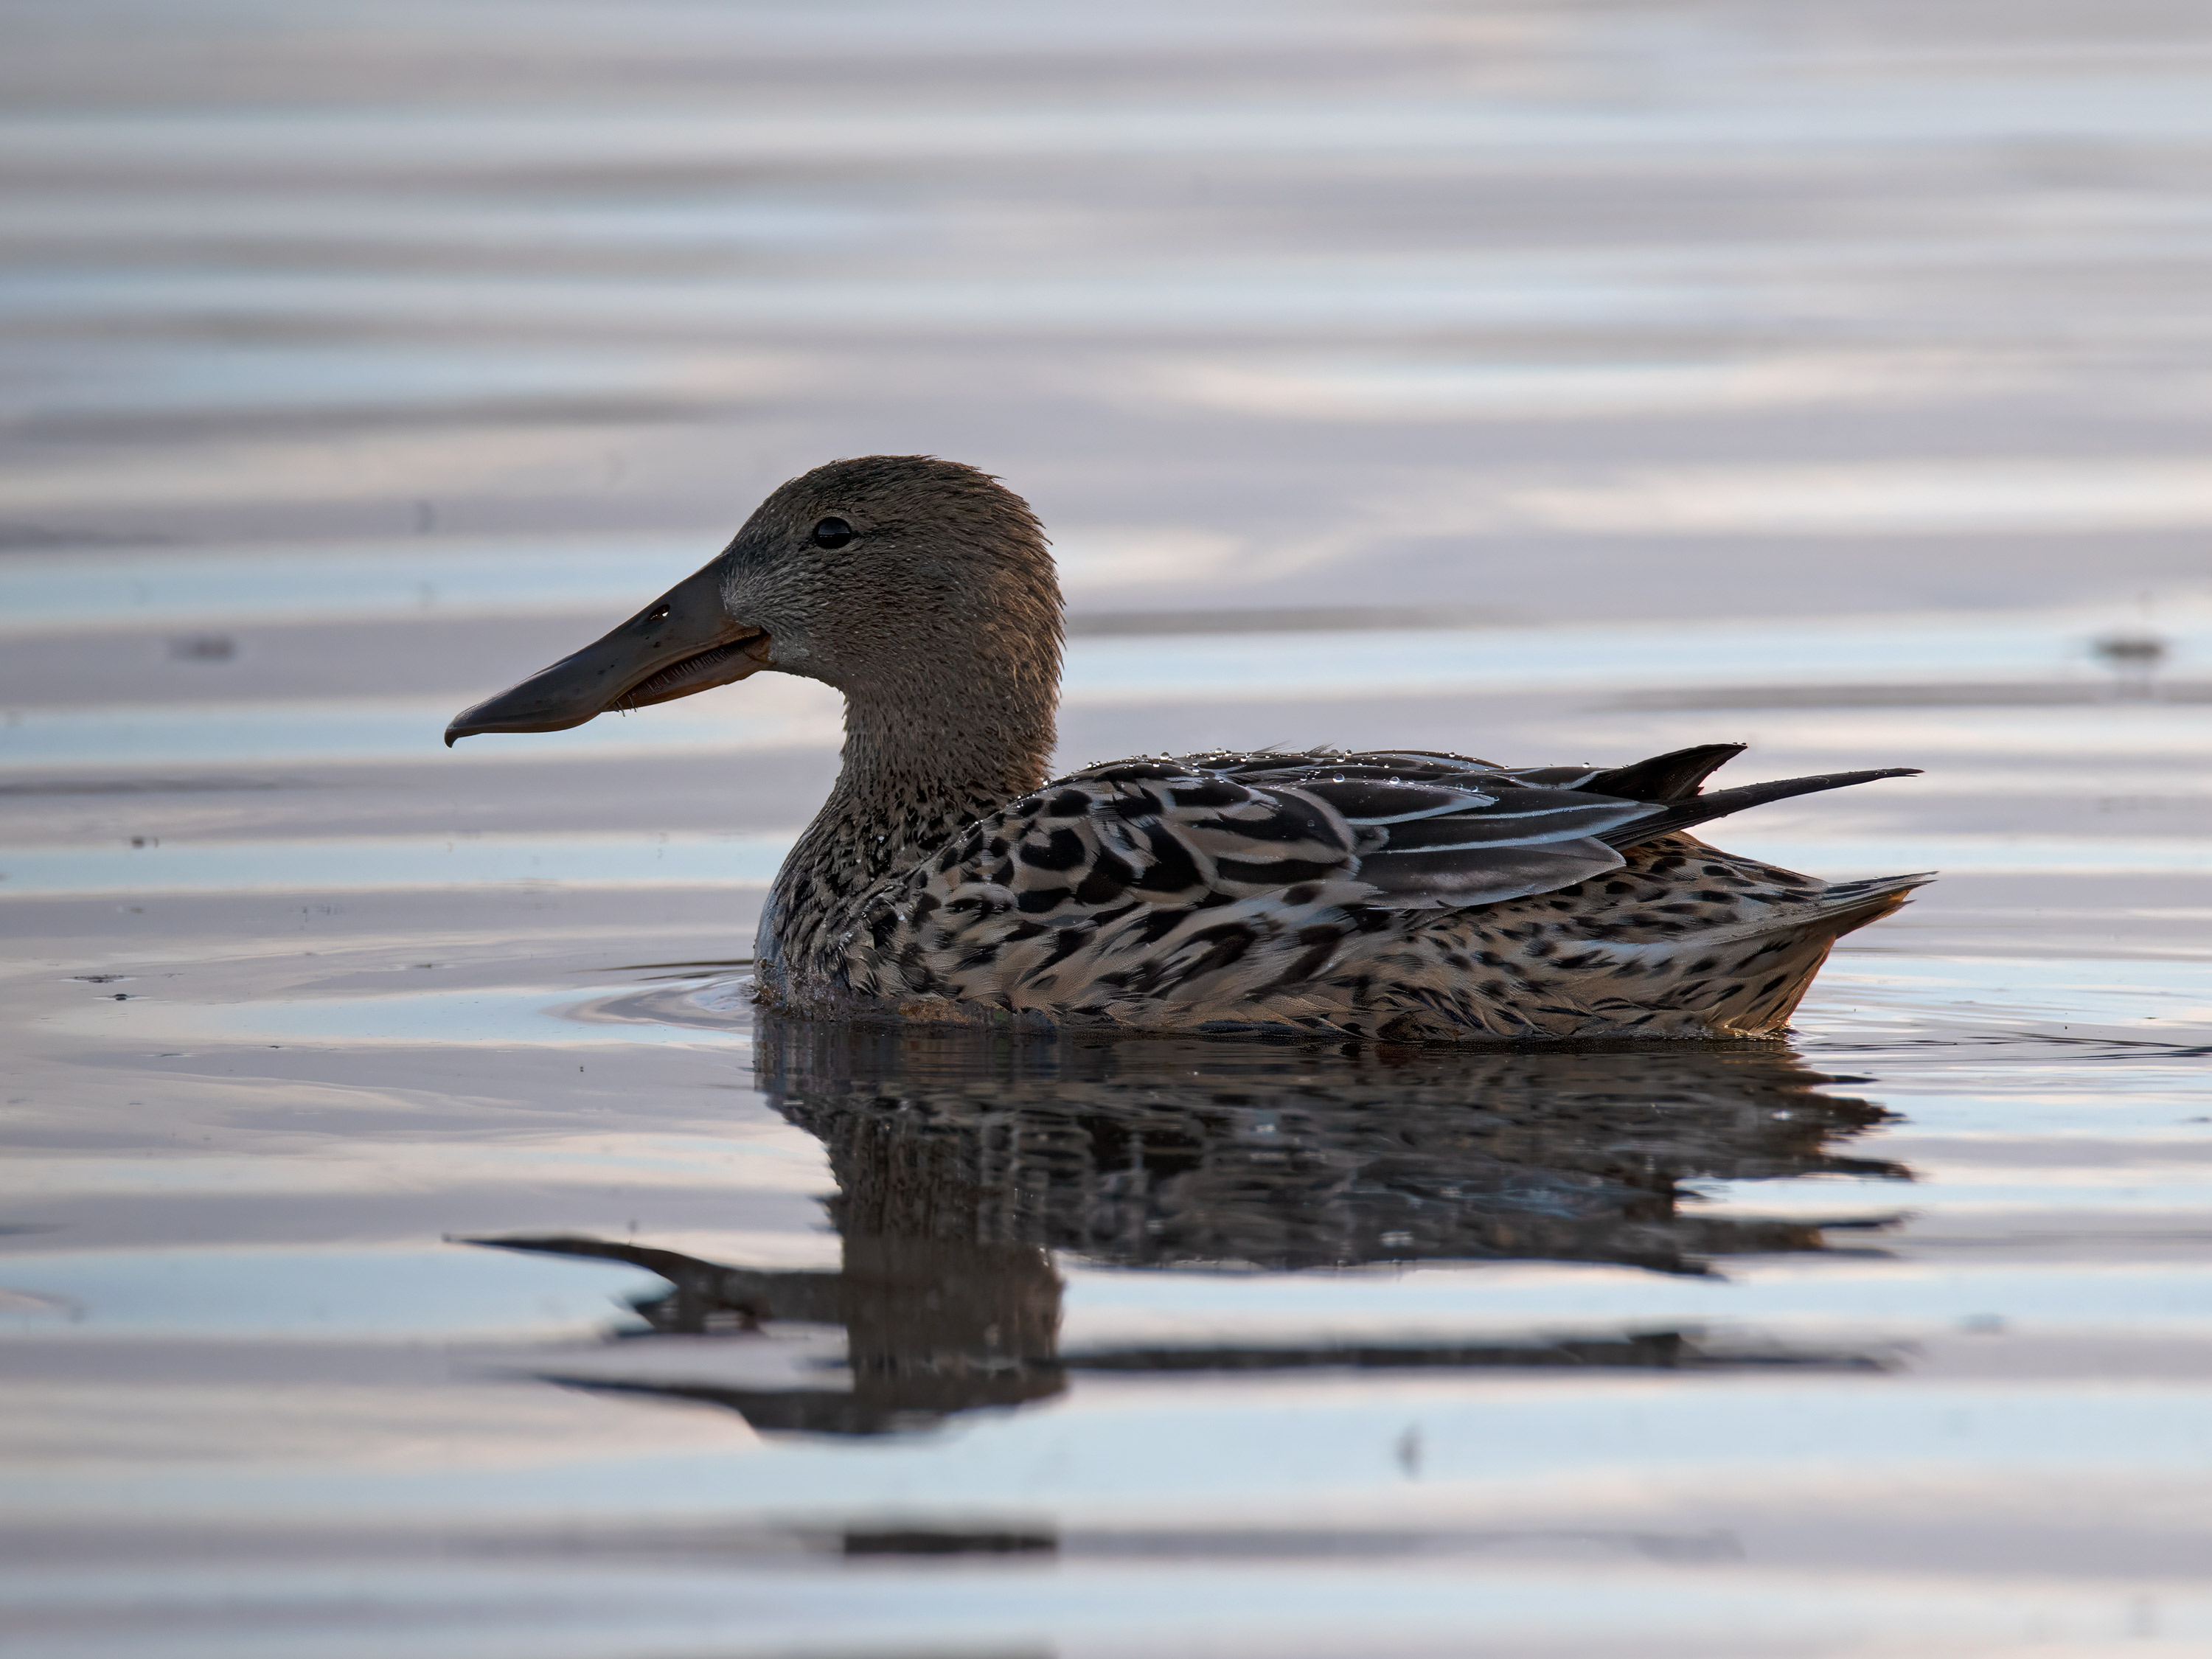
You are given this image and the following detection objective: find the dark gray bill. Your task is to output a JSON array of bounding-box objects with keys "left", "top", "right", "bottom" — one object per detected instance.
[{"left": 444, "top": 558, "right": 771, "bottom": 745}]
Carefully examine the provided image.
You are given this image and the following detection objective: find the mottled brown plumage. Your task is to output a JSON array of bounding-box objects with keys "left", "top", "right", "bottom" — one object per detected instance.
[
  {"left": 448, "top": 454, "right": 1930, "bottom": 1040},
  {"left": 816, "top": 754, "right": 1927, "bottom": 1040}
]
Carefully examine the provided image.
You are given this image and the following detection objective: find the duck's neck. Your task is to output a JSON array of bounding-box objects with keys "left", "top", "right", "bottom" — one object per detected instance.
[
  {"left": 825, "top": 686, "right": 1056, "bottom": 874},
  {"left": 763, "top": 672, "right": 1056, "bottom": 975}
]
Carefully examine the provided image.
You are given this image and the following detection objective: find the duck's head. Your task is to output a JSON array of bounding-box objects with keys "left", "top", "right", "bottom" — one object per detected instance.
[{"left": 445, "top": 456, "right": 1061, "bottom": 747}]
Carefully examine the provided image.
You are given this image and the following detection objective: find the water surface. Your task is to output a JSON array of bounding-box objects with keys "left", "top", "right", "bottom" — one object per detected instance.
[{"left": 5, "top": 1, "right": 2212, "bottom": 1655}]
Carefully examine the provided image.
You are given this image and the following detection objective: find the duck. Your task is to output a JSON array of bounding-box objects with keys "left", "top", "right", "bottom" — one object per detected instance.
[{"left": 446, "top": 454, "right": 1928, "bottom": 1042}]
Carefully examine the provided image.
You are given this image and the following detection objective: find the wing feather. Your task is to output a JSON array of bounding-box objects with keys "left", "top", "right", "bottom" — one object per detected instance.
[
  {"left": 859, "top": 744, "right": 1913, "bottom": 1008},
  {"left": 1040, "top": 753, "right": 1650, "bottom": 911},
  {"left": 1351, "top": 844, "right": 1624, "bottom": 905}
]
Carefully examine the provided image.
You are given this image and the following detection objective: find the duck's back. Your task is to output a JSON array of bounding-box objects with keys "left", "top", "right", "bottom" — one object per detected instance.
[{"left": 783, "top": 746, "right": 1927, "bottom": 1041}]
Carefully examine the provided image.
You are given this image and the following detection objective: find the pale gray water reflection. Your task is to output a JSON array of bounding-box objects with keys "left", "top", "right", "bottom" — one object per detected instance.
[
  {"left": 4, "top": 920, "right": 2212, "bottom": 1656},
  {"left": 9, "top": 0, "right": 2212, "bottom": 1653},
  {"left": 467, "top": 1023, "right": 1905, "bottom": 1439}
]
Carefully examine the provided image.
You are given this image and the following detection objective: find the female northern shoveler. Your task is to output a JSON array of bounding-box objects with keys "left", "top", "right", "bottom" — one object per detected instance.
[{"left": 447, "top": 456, "right": 1927, "bottom": 1041}]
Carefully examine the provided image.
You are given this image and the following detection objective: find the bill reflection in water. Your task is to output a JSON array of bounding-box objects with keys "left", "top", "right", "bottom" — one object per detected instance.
[{"left": 468, "top": 1023, "right": 1910, "bottom": 1439}]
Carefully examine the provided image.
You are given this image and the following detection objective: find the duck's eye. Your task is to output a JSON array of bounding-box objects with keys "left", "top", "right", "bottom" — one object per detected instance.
[
  {"left": 645, "top": 603, "right": 670, "bottom": 622},
  {"left": 812, "top": 516, "right": 855, "bottom": 550}
]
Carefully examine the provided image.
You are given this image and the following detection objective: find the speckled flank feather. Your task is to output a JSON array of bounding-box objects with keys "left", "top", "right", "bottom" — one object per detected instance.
[{"left": 761, "top": 745, "right": 1929, "bottom": 1042}]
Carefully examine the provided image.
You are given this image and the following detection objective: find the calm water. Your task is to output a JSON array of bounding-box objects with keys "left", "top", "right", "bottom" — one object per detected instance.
[{"left": 6, "top": 1, "right": 2212, "bottom": 1655}]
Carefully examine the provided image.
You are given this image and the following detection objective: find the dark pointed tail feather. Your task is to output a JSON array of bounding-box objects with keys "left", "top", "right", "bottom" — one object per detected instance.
[
  {"left": 1814, "top": 870, "right": 1936, "bottom": 928},
  {"left": 1583, "top": 742, "right": 1747, "bottom": 802},
  {"left": 1599, "top": 768, "right": 1921, "bottom": 849}
]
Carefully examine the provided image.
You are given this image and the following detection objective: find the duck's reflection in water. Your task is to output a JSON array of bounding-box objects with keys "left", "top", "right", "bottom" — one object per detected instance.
[{"left": 471, "top": 1020, "right": 1910, "bottom": 1437}]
